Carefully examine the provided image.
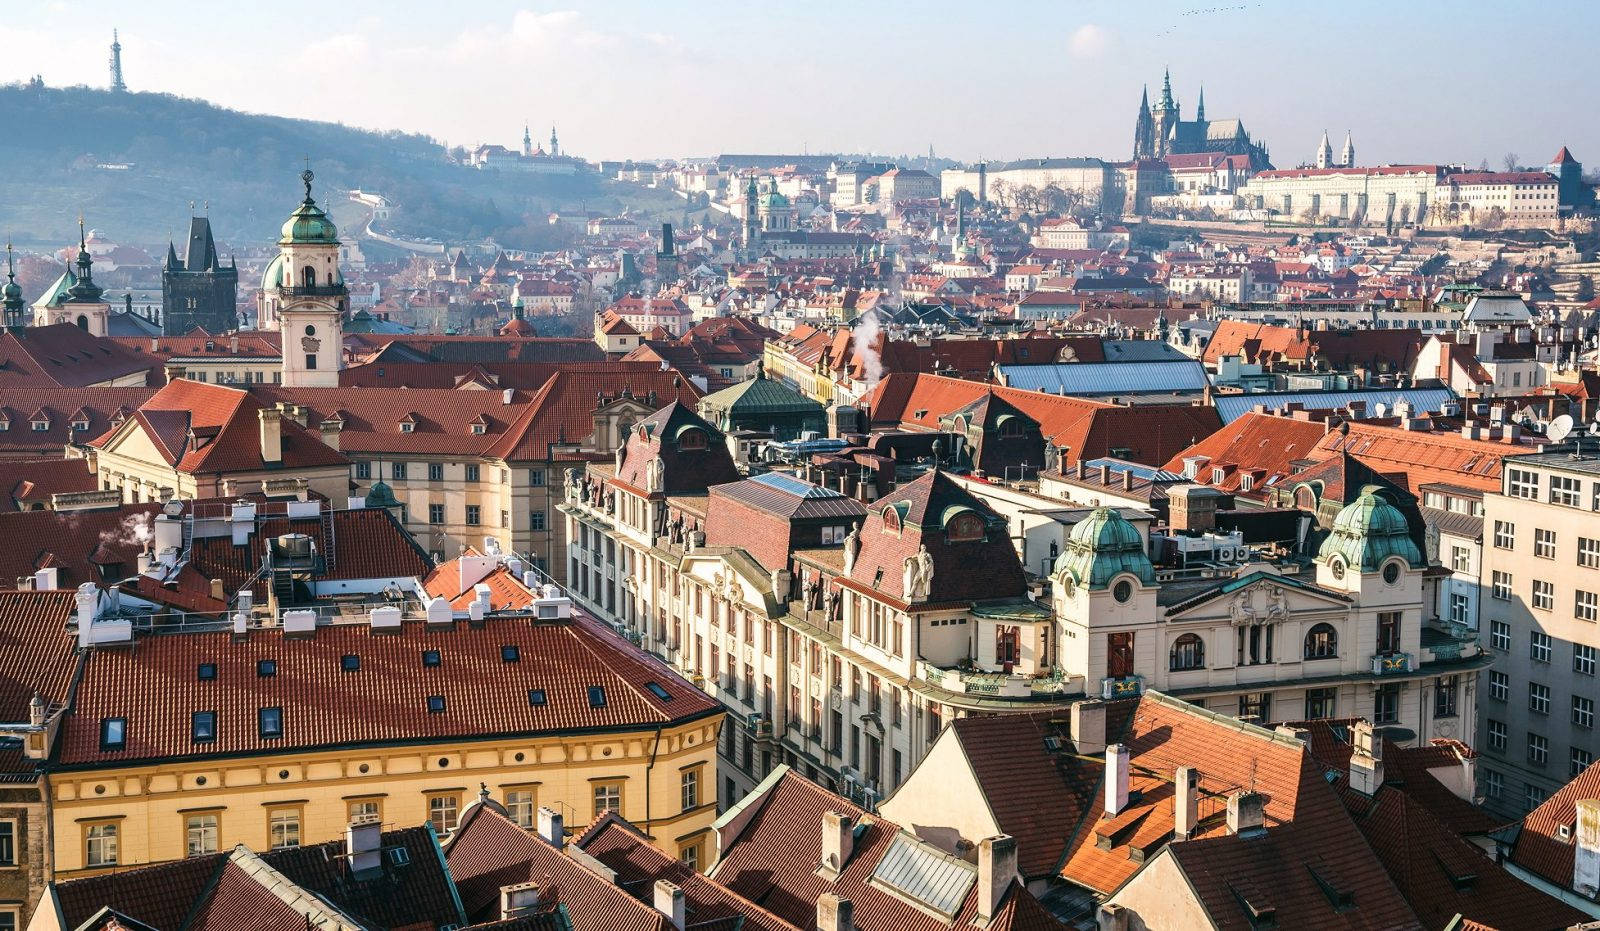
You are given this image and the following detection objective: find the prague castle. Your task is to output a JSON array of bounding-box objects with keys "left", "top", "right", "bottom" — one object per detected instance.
[{"left": 1133, "top": 69, "right": 1273, "bottom": 170}]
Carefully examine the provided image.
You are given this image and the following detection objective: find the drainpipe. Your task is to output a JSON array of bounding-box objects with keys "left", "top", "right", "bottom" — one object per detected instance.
[{"left": 644, "top": 723, "right": 664, "bottom": 836}]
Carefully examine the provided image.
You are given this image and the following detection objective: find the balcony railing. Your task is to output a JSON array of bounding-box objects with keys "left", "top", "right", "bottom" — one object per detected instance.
[
  {"left": 1101, "top": 675, "right": 1145, "bottom": 700},
  {"left": 1371, "top": 652, "right": 1413, "bottom": 676},
  {"left": 280, "top": 284, "right": 348, "bottom": 297},
  {"left": 918, "top": 661, "right": 1076, "bottom": 699}
]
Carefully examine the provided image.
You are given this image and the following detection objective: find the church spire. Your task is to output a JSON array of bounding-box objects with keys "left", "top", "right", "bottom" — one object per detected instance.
[
  {"left": 522, "top": 122, "right": 532, "bottom": 157},
  {"left": 1340, "top": 130, "right": 1355, "bottom": 168},
  {"left": 1159, "top": 68, "right": 1174, "bottom": 110},
  {"left": 1196, "top": 84, "right": 1205, "bottom": 122},
  {"left": 1316, "top": 130, "right": 1333, "bottom": 169}
]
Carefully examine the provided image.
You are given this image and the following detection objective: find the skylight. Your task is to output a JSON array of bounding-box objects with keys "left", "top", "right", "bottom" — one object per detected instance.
[
  {"left": 427, "top": 695, "right": 446, "bottom": 713},
  {"left": 197, "top": 663, "right": 216, "bottom": 681},
  {"left": 528, "top": 688, "right": 547, "bottom": 706},
  {"left": 588, "top": 686, "right": 607, "bottom": 708},
  {"left": 341, "top": 654, "right": 360, "bottom": 672},
  {"left": 501, "top": 645, "right": 521, "bottom": 663},
  {"left": 422, "top": 649, "right": 441, "bottom": 667},
  {"left": 257, "top": 659, "right": 277, "bottom": 677},
  {"left": 645, "top": 682, "right": 673, "bottom": 701}
]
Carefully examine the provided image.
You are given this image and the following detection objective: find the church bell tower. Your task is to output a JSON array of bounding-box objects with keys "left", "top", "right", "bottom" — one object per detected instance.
[{"left": 271, "top": 170, "right": 345, "bottom": 388}]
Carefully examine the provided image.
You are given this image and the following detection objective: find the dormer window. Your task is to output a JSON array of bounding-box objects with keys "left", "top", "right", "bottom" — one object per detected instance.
[
  {"left": 678, "top": 429, "right": 707, "bottom": 451},
  {"left": 400, "top": 421, "right": 416, "bottom": 433},
  {"left": 946, "top": 511, "right": 985, "bottom": 542},
  {"left": 71, "top": 419, "right": 89, "bottom": 432},
  {"left": 0, "top": 419, "right": 9, "bottom": 432},
  {"left": 31, "top": 419, "right": 48, "bottom": 432}
]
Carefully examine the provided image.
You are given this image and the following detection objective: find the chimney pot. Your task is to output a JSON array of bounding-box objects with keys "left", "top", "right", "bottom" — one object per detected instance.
[
  {"left": 1105, "top": 744, "right": 1131, "bottom": 816},
  {"left": 653, "top": 880, "right": 686, "bottom": 930},
  {"left": 1174, "top": 765, "right": 1199, "bottom": 838},
  {"left": 1226, "top": 790, "right": 1266, "bottom": 836},
  {"left": 536, "top": 806, "right": 565, "bottom": 848},
  {"left": 977, "top": 834, "right": 1018, "bottom": 923},
  {"left": 258, "top": 408, "right": 283, "bottom": 464},
  {"left": 1071, "top": 699, "right": 1107, "bottom": 755},
  {"left": 816, "top": 893, "right": 855, "bottom": 931},
  {"left": 819, "top": 810, "right": 854, "bottom": 880}
]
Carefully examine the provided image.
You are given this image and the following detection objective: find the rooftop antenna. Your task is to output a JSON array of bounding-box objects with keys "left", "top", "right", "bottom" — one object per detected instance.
[{"left": 1549, "top": 413, "right": 1575, "bottom": 444}]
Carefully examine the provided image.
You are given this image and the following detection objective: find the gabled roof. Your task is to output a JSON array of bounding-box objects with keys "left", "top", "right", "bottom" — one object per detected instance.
[
  {"left": 612, "top": 401, "right": 740, "bottom": 495},
  {"left": 1507, "top": 757, "right": 1600, "bottom": 895},
  {"left": 1161, "top": 412, "right": 1330, "bottom": 498},
  {"left": 0, "top": 324, "right": 157, "bottom": 388},
  {"left": 0, "top": 589, "right": 81, "bottom": 777}
]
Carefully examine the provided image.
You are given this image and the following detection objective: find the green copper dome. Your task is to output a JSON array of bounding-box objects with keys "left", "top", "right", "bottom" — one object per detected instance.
[
  {"left": 261, "top": 253, "right": 285, "bottom": 290},
  {"left": 1053, "top": 506, "right": 1155, "bottom": 590},
  {"left": 364, "top": 478, "right": 399, "bottom": 510},
  {"left": 1317, "top": 486, "right": 1424, "bottom": 573},
  {"left": 280, "top": 201, "right": 339, "bottom": 245}
]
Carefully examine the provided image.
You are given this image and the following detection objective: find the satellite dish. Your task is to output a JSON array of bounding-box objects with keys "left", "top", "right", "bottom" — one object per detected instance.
[
  {"left": 1549, "top": 414, "right": 1576, "bottom": 443},
  {"left": 1373, "top": 403, "right": 1387, "bottom": 418}
]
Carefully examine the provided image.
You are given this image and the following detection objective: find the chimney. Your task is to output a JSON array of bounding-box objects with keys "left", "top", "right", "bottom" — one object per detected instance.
[
  {"left": 1349, "top": 720, "right": 1384, "bottom": 795},
  {"left": 653, "top": 880, "right": 686, "bottom": 930},
  {"left": 977, "top": 834, "right": 1018, "bottom": 923},
  {"left": 319, "top": 419, "right": 341, "bottom": 452},
  {"left": 258, "top": 408, "right": 283, "bottom": 464},
  {"left": 1575, "top": 799, "right": 1600, "bottom": 896},
  {"left": 536, "top": 806, "right": 564, "bottom": 847},
  {"left": 1099, "top": 463, "right": 1111, "bottom": 484},
  {"left": 209, "top": 578, "right": 225, "bottom": 602},
  {"left": 1226, "top": 790, "right": 1266, "bottom": 837},
  {"left": 346, "top": 821, "right": 383, "bottom": 873},
  {"left": 1122, "top": 469, "right": 1134, "bottom": 490},
  {"left": 1168, "top": 484, "right": 1217, "bottom": 533},
  {"left": 74, "top": 582, "right": 98, "bottom": 647},
  {"left": 1105, "top": 744, "right": 1130, "bottom": 815},
  {"left": 1174, "top": 766, "right": 1199, "bottom": 838},
  {"left": 817, "top": 894, "right": 854, "bottom": 931},
  {"left": 1097, "top": 904, "right": 1131, "bottom": 931},
  {"left": 819, "top": 810, "right": 854, "bottom": 880},
  {"left": 1071, "top": 700, "right": 1107, "bottom": 755},
  {"left": 499, "top": 882, "right": 542, "bottom": 920},
  {"left": 154, "top": 512, "right": 183, "bottom": 559},
  {"left": 1076, "top": 460, "right": 1086, "bottom": 479}
]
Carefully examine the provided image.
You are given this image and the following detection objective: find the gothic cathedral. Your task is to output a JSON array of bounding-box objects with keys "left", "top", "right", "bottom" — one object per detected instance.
[{"left": 1133, "top": 70, "right": 1272, "bottom": 170}]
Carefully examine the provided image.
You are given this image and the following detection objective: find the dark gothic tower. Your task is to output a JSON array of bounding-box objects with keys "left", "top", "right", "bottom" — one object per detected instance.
[
  {"left": 1133, "top": 85, "right": 1154, "bottom": 160},
  {"left": 162, "top": 215, "right": 238, "bottom": 334},
  {"left": 109, "top": 29, "right": 126, "bottom": 93},
  {"left": 1151, "top": 69, "right": 1179, "bottom": 158},
  {"left": 1195, "top": 84, "right": 1205, "bottom": 123}
]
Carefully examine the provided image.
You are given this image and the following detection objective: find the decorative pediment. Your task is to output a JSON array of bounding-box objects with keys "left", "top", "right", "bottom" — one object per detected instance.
[{"left": 1165, "top": 571, "right": 1348, "bottom": 623}]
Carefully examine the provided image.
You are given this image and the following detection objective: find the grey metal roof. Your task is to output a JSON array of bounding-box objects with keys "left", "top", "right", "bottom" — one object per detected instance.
[
  {"left": 997, "top": 360, "right": 1209, "bottom": 396},
  {"left": 712, "top": 473, "right": 868, "bottom": 520},
  {"left": 1081, "top": 457, "right": 1183, "bottom": 482},
  {"left": 869, "top": 831, "right": 977, "bottom": 919},
  {"left": 1211, "top": 387, "right": 1457, "bottom": 424}
]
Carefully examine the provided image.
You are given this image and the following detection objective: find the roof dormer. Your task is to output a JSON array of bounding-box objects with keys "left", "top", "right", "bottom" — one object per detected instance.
[{"left": 398, "top": 412, "right": 419, "bottom": 433}]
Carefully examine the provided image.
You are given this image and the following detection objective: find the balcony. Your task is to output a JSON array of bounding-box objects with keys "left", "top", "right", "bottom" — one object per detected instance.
[
  {"left": 280, "top": 284, "right": 348, "bottom": 297},
  {"left": 1101, "top": 675, "right": 1145, "bottom": 700},
  {"left": 1370, "top": 652, "right": 1413, "bottom": 676},
  {"left": 1421, "top": 618, "right": 1484, "bottom": 665},
  {"left": 916, "top": 661, "right": 1078, "bottom": 699}
]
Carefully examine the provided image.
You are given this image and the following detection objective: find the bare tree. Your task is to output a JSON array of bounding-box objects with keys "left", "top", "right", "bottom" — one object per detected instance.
[{"left": 1502, "top": 153, "right": 1520, "bottom": 172}]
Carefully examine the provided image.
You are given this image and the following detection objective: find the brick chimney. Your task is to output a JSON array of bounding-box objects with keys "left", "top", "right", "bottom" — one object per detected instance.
[
  {"left": 1174, "top": 765, "right": 1199, "bottom": 838},
  {"left": 319, "top": 419, "right": 342, "bottom": 452},
  {"left": 1105, "top": 743, "right": 1130, "bottom": 816},
  {"left": 977, "top": 834, "right": 1018, "bottom": 923},
  {"left": 258, "top": 408, "right": 283, "bottom": 464},
  {"left": 1349, "top": 720, "right": 1384, "bottom": 795},
  {"left": 1574, "top": 798, "right": 1600, "bottom": 897},
  {"left": 1168, "top": 484, "right": 1217, "bottom": 533},
  {"left": 817, "top": 894, "right": 854, "bottom": 931},
  {"left": 1226, "top": 790, "right": 1266, "bottom": 837},
  {"left": 1072, "top": 700, "right": 1107, "bottom": 755},
  {"left": 818, "top": 811, "right": 854, "bottom": 880},
  {"left": 653, "top": 880, "right": 685, "bottom": 930}
]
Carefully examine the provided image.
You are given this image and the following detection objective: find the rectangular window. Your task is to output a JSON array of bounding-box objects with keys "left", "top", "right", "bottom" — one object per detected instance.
[
  {"left": 681, "top": 769, "right": 699, "bottom": 812},
  {"left": 355, "top": 461, "right": 371, "bottom": 480},
  {"left": 1374, "top": 684, "right": 1400, "bottom": 725},
  {"left": 1530, "top": 682, "right": 1551, "bottom": 715},
  {"left": 349, "top": 800, "right": 381, "bottom": 825},
  {"left": 191, "top": 710, "right": 216, "bottom": 743},
  {"left": 530, "top": 510, "right": 546, "bottom": 531},
  {"left": 259, "top": 706, "right": 283, "bottom": 738},
  {"left": 1576, "top": 748, "right": 1597, "bottom": 779},
  {"left": 1551, "top": 474, "right": 1582, "bottom": 507},
  {"left": 1531, "top": 631, "right": 1552, "bottom": 662},
  {"left": 0, "top": 821, "right": 11, "bottom": 867},
  {"left": 1582, "top": 538, "right": 1600, "bottom": 568},
  {"left": 1489, "top": 670, "right": 1509, "bottom": 701},
  {"left": 1449, "top": 592, "right": 1470, "bottom": 624},
  {"left": 505, "top": 790, "right": 536, "bottom": 828},
  {"left": 392, "top": 462, "right": 408, "bottom": 480},
  {"left": 428, "top": 503, "right": 445, "bottom": 524},
  {"left": 1579, "top": 590, "right": 1599, "bottom": 622},
  {"left": 1578, "top": 644, "right": 1598, "bottom": 676},
  {"left": 1485, "top": 768, "right": 1503, "bottom": 798},
  {"left": 428, "top": 794, "right": 459, "bottom": 834},
  {"left": 1529, "top": 733, "right": 1549, "bottom": 766},
  {"left": 85, "top": 822, "right": 118, "bottom": 867},
  {"left": 1528, "top": 785, "right": 1548, "bottom": 808},
  {"left": 1533, "top": 580, "right": 1554, "bottom": 611},
  {"left": 1487, "top": 719, "right": 1507, "bottom": 752},
  {"left": 1535, "top": 528, "right": 1557, "bottom": 558},
  {"left": 1377, "top": 612, "right": 1402, "bottom": 654},
  {"left": 1508, "top": 468, "right": 1538, "bottom": 499},
  {"left": 186, "top": 814, "right": 218, "bottom": 857},
  {"left": 100, "top": 717, "right": 126, "bottom": 750},
  {"left": 1434, "top": 676, "right": 1458, "bottom": 718},
  {"left": 465, "top": 464, "right": 480, "bottom": 482},
  {"left": 1304, "top": 687, "right": 1336, "bottom": 720},
  {"left": 466, "top": 505, "right": 481, "bottom": 526},
  {"left": 1238, "top": 692, "right": 1270, "bottom": 721},
  {"left": 1493, "top": 520, "right": 1515, "bottom": 549},
  {"left": 593, "top": 782, "right": 621, "bottom": 817},
  {"left": 1577, "top": 696, "right": 1596, "bottom": 730},
  {"left": 428, "top": 463, "right": 444, "bottom": 481},
  {"left": 1451, "top": 546, "right": 1471, "bottom": 572},
  {"left": 1492, "top": 571, "right": 1512, "bottom": 601},
  {"left": 529, "top": 469, "right": 545, "bottom": 487},
  {"left": 1490, "top": 620, "right": 1511, "bottom": 652},
  {"left": 305, "top": 354, "right": 317, "bottom": 371},
  {"left": 269, "top": 809, "right": 301, "bottom": 849}
]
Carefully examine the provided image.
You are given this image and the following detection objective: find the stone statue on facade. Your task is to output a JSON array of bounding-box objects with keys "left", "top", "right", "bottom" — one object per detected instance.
[
  {"left": 903, "top": 544, "right": 934, "bottom": 601},
  {"left": 646, "top": 456, "right": 665, "bottom": 494},
  {"left": 842, "top": 524, "right": 861, "bottom": 574}
]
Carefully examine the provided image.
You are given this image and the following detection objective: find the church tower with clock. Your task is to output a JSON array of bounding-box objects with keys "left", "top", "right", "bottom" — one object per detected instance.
[{"left": 265, "top": 169, "right": 345, "bottom": 388}]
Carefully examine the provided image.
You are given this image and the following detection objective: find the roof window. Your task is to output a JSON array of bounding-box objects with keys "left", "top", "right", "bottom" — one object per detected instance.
[
  {"left": 528, "top": 688, "right": 547, "bottom": 706},
  {"left": 197, "top": 663, "right": 216, "bottom": 681},
  {"left": 422, "top": 649, "right": 441, "bottom": 667},
  {"left": 192, "top": 711, "right": 216, "bottom": 743},
  {"left": 427, "top": 695, "right": 446, "bottom": 713},
  {"left": 257, "top": 659, "right": 277, "bottom": 677},
  {"left": 258, "top": 707, "right": 283, "bottom": 738},
  {"left": 341, "top": 654, "right": 360, "bottom": 672},
  {"left": 588, "top": 686, "right": 607, "bottom": 708},
  {"left": 100, "top": 717, "right": 126, "bottom": 751},
  {"left": 645, "top": 682, "right": 673, "bottom": 701},
  {"left": 501, "top": 645, "right": 521, "bottom": 663}
]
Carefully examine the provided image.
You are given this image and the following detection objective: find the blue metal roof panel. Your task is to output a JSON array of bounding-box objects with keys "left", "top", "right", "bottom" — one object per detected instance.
[
  {"left": 1212, "top": 387, "right": 1457, "bottom": 424},
  {"left": 996, "top": 360, "right": 1210, "bottom": 396},
  {"left": 868, "top": 831, "right": 977, "bottom": 919}
]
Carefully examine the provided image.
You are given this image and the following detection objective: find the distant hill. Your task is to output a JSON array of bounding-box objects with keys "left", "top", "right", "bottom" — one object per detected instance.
[{"left": 0, "top": 83, "right": 691, "bottom": 251}]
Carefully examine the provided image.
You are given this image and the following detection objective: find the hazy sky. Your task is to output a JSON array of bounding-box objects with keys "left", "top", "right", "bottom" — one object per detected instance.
[{"left": 5, "top": 1, "right": 1595, "bottom": 168}]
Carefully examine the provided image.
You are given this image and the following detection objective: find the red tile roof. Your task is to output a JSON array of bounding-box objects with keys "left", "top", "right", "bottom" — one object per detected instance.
[
  {"left": 1161, "top": 412, "right": 1330, "bottom": 499},
  {"left": 0, "top": 590, "right": 81, "bottom": 775},
  {"left": 1306, "top": 422, "right": 1508, "bottom": 496},
  {"left": 1202, "top": 320, "right": 1425, "bottom": 371},
  {"left": 58, "top": 611, "right": 721, "bottom": 768},
  {"left": 0, "top": 324, "right": 157, "bottom": 388},
  {"left": 0, "top": 502, "right": 164, "bottom": 591},
  {"left": 0, "top": 456, "right": 99, "bottom": 510},
  {"left": 1507, "top": 757, "right": 1600, "bottom": 894},
  {"left": 712, "top": 770, "right": 1062, "bottom": 931},
  {"left": 0, "top": 387, "right": 153, "bottom": 456}
]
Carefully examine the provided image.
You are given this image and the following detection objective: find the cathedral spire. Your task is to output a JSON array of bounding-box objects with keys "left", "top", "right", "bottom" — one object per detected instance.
[
  {"left": 1340, "top": 130, "right": 1355, "bottom": 168},
  {"left": 1159, "top": 68, "right": 1174, "bottom": 110},
  {"left": 1196, "top": 84, "right": 1205, "bottom": 122},
  {"left": 1138, "top": 84, "right": 1149, "bottom": 115},
  {"left": 1316, "top": 130, "right": 1333, "bottom": 169}
]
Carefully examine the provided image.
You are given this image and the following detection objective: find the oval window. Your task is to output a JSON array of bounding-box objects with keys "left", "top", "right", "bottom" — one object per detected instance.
[
  {"left": 1382, "top": 562, "right": 1401, "bottom": 584},
  {"left": 304, "top": 325, "right": 316, "bottom": 336},
  {"left": 1113, "top": 580, "right": 1133, "bottom": 603},
  {"left": 1330, "top": 559, "right": 1345, "bottom": 580}
]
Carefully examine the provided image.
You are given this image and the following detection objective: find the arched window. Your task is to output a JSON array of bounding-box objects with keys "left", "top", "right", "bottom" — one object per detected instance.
[
  {"left": 945, "top": 511, "right": 984, "bottom": 542},
  {"left": 1304, "top": 623, "right": 1338, "bottom": 660},
  {"left": 677, "top": 429, "right": 707, "bottom": 450},
  {"left": 1294, "top": 486, "right": 1316, "bottom": 511},
  {"left": 301, "top": 265, "right": 317, "bottom": 288},
  {"left": 1170, "top": 633, "right": 1205, "bottom": 671}
]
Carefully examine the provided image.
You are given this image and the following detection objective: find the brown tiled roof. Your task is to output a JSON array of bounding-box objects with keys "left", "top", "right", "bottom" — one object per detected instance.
[
  {"left": 1161, "top": 412, "right": 1330, "bottom": 499},
  {"left": 0, "top": 590, "right": 81, "bottom": 775},
  {"left": 491, "top": 369, "right": 702, "bottom": 463},
  {"left": 612, "top": 402, "right": 740, "bottom": 495},
  {"left": 1306, "top": 422, "right": 1509, "bottom": 497},
  {"left": 0, "top": 324, "right": 157, "bottom": 388},
  {"left": 0, "top": 456, "right": 99, "bottom": 510},
  {"left": 58, "top": 611, "right": 721, "bottom": 768},
  {"left": 711, "top": 770, "right": 1062, "bottom": 931},
  {"left": 359, "top": 336, "right": 606, "bottom": 366},
  {"left": 1507, "top": 757, "right": 1600, "bottom": 893},
  {"left": 1339, "top": 784, "right": 1586, "bottom": 931},
  {"left": 445, "top": 801, "right": 671, "bottom": 929},
  {"left": 252, "top": 385, "right": 536, "bottom": 457},
  {"left": 185, "top": 507, "right": 433, "bottom": 602},
  {"left": 0, "top": 502, "right": 164, "bottom": 590},
  {"left": 52, "top": 826, "right": 465, "bottom": 930},
  {"left": 1202, "top": 320, "right": 1425, "bottom": 372},
  {"left": 0, "top": 387, "right": 153, "bottom": 456},
  {"left": 575, "top": 814, "right": 803, "bottom": 931}
]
